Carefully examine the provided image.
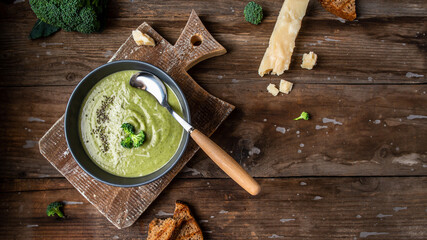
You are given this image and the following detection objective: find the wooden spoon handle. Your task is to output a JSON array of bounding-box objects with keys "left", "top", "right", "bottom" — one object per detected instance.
[{"left": 190, "top": 129, "right": 261, "bottom": 195}]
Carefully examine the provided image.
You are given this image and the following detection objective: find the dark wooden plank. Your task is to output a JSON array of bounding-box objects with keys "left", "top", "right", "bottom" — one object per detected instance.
[
  {"left": 191, "top": 16, "right": 426, "bottom": 85},
  {"left": 0, "top": 0, "right": 425, "bottom": 238},
  {"left": 1, "top": 0, "right": 426, "bottom": 20},
  {"left": 0, "top": 18, "right": 425, "bottom": 86},
  {"left": 1, "top": 84, "right": 426, "bottom": 178},
  {"left": 0, "top": 6, "right": 425, "bottom": 87},
  {"left": 0, "top": 178, "right": 72, "bottom": 192},
  {"left": 1, "top": 177, "right": 426, "bottom": 239},
  {"left": 188, "top": 82, "right": 427, "bottom": 178}
]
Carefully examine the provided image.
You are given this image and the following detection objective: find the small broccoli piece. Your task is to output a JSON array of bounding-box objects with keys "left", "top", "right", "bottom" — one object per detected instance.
[
  {"left": 120, "top": 136, "right": 133, "bottom": 148},
  {"left": 120, "top": 123, "right": 145, "bottom": 148},
  {"left": 121, "top": 123, "right": 135, "bottom": 135},
  {"left": 294, "top": 112, "right": 310, "bottom": 121},
  {"left": 131, "top": 131, "right": 145, "bottom": 148},
  {"left": 244, "top": 1, "right": 263, "bottom": 25},
  {"left": 46, "top": 201, "right": 64, "bottom": 218}
]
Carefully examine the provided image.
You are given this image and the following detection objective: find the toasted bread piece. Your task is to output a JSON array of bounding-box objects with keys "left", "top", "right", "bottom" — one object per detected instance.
[
  {"left": 147, "top": 218, "right": 177, "bottom": 240},
  {"left": 319, "top": 0, "right": 356, "bottom": 21},
  {"left": 173, "top": 201, "right": 203, "bottom": 240}
]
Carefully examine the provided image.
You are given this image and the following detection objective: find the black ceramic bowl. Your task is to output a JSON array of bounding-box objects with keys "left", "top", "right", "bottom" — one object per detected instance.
[{"left": 65, "top": 60, "right": 190, "bottom": 187}]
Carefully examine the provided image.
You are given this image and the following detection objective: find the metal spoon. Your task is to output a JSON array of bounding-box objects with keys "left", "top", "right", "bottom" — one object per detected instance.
[{"left": 130, "top": 71, "right": 261, "bottom": 195}]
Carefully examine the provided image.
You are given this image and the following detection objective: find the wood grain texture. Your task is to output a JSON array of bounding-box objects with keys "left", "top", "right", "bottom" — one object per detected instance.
[
  {"left": 38, "top": 11, "right": 234, "bottom": 229},
  {"left": 1, "top": 0, "right": 426, "bottom": 20},
  {"left": 0, "top": 0, "right": 426, "bottom": 238},
  {"left": 0, "top": 1, "right": 425, "bottom": 87},
  {"left": 1, "top": 84, "right": 426, "bottom": 179},
  {"left": 187, "top": 83, "right": 427, "bottom": 178},
  {"left": 1, "top": 177, "right": 426, "bottom": 240}
]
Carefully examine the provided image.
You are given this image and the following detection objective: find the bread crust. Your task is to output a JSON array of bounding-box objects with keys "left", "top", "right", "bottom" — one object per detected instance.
[
  {"left": 173, "top": 201, "right": 204, "bottom": 240},
  {"left": 319, "top": 0, "right": 356, "bottom": 21},
  {"left": 145, "top": 201, "right": 203, "bottom": 240},
  {"left": 147, "top": 218, "right": 178, "bottom": 240}
]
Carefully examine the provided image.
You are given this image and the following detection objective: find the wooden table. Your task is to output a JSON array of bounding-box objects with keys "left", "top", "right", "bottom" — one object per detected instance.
[{"left": 1, "top": 0, "right": 426, "bottom": 239}]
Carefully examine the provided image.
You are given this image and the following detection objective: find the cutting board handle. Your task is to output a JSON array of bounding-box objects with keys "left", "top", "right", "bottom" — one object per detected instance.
[{"left": 174, "top": 10, "right": 227, "bottom": 71}]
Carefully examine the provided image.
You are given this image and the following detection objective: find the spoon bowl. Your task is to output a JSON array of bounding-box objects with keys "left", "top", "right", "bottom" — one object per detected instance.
[
  {"left": 130, "top": 71, "right": 168, "bottom": 105},
  {"left": 130, "top": 71, "right": 193, "bottom": 132}
]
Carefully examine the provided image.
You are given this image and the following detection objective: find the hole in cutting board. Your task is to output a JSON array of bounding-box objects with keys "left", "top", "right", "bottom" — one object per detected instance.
[{"left": 190, "top": 34, "right": 203, "bottom": 46}]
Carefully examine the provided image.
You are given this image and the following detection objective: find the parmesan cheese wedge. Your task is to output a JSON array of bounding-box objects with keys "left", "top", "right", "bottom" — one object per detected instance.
[
  {"left": 258, "top": 0, "right": 310, "bottom": 77},
  {"left": 132, "top": 30, "right": 156, "bottom": 47},
  {"left": 267, "top": 83, "right": 280, "bottom": 96},
  {"left": 301, "top": 51, "right": 317, "bottom": 70},
  {"left": 279, "top": 79, "right": 293, "bottom": 94}
]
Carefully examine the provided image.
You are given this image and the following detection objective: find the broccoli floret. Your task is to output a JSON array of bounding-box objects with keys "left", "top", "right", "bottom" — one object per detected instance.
[
  {"left": 46, "top": 201, "right": 64, "bottom": 218},
  {"left": 244, "top": 1, "right": 263, "bottom": 25},
  {"left": 121, "top": 123, "right": 135, "bottom": 135},
  {"left": 294, "top": 112, "right": 310, "bottom": 121},
  {"left": 131, "top": 131, "right": 145, "bottom": 148},
  {"left": 120, "top": 136, "right": 133, "bottom": 148},
  {"left": 29, "top": 0, "right": 107, "bottom": 34},
  {"left": 77, "top": 7, "right": 100, "bottom": 33},
  {"left": 120, "top": 123, "right": 145, "bottom": 148}
]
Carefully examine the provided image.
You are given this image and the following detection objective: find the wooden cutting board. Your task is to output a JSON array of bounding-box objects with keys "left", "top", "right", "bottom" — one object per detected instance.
[{"left": 39, "top": 10, "right": 234, "bottom": 229}]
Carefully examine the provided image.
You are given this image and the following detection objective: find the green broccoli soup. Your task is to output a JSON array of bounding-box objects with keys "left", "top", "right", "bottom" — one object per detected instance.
[{"left": 79, "top": 70, "right": 184, "bottom": 177}]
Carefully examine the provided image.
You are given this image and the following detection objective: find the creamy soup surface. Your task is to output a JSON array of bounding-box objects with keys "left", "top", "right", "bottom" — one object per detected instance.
[{"left": 79, "top": 70, "right": 183, "bottom": 177}]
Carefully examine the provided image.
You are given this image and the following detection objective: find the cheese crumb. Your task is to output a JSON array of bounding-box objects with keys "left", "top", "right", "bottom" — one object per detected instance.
[
  {"left": 301, "top": 51, "right": 317, "bottom": 70},
  {"left": 132, "top": 30, "right": 155, "bottom": 47},
  {"left": 267, "top": 83, "right": 279, "bottom": 96},
  {"left": 279, "top": 80, "right": 293, "bottom": 94}
]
